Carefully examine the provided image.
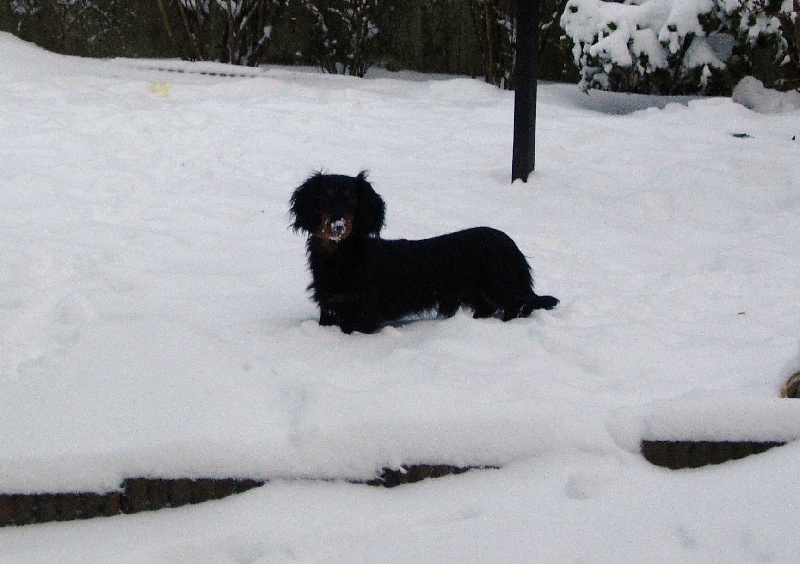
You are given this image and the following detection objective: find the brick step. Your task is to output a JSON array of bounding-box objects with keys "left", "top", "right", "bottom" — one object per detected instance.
[{"left": 0, "top": 465, "right": 484, "bottom": 528}]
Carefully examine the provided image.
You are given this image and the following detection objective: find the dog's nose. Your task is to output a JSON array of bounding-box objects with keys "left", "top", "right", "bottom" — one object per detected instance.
[{"left": 330, "top": 218, "right": 347, "bottom": 239}]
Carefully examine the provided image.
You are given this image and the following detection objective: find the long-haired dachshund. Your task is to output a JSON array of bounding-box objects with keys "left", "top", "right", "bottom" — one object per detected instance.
[{"left": 290, "top": 172, "right": 559, "bottom": 334}]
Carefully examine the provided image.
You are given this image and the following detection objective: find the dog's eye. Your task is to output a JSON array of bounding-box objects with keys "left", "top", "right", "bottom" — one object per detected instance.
[
  {"left": 327, "top": 188, "right": 336, "bottom": 197},
  {"left": 343, "top": 190, "right": 351, "bottom": 197}
]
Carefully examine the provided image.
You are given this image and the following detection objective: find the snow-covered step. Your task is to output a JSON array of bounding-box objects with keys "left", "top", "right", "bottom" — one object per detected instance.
[{"left": 612, "top": 394, "right": 800, "bottom": 468}]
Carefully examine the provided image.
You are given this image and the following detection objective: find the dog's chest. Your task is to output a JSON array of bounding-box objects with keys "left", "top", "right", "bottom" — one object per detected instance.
[{"left": 309, "top": 247, "right": 362, "bottom": 297}]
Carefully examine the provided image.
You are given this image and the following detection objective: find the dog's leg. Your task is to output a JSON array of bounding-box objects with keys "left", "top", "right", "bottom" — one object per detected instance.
[
  {"left": 338, "top": 305, "right": 381, "bottom": 334},
  {"left": 465, "top": 293, "right": 499, "bottom": 319},
  {"left": 438, "top": 299, "right": 460, "bottom": 319},
  {"left": 501, "top": 302, "right": 530, "bottom": 321},
  {"left": 319, "top": 308, "right": 338, "bottom": 326}
]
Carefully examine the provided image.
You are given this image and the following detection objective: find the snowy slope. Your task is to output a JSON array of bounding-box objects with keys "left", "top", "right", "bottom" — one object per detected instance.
[{"left": 1, "top": 32, "right": 800, "bottom": 561}]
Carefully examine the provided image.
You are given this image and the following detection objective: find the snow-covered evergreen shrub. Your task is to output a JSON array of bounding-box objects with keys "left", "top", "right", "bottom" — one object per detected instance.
[
  {"left": 175, "top": 0, "right": 286, "bottom": 66},
  {"left": 301, "top": 0, "right": 386, "bottom": 77},
  {"left": 561, "top": 0, "right": 800, "bottom": 94},
  {"left": 468, "top": 0, "right": 577, "bottom": 89},
  {"left": 7, "top": 0, "right": 144, "bottom": 57},
  {"left": 470, "top": 0, "right": 517, "bottom": 88}
]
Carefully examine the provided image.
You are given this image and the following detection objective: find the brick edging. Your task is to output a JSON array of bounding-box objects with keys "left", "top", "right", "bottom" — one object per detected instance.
[
  {"left": 641, "top": 440, "right": 786, "bottom": 469},
  {"left": 0, "top": 465, "right": 483, "bottom": 528},
  {"left": 2, "top": 440, "right": 793, "bottom": 527}
]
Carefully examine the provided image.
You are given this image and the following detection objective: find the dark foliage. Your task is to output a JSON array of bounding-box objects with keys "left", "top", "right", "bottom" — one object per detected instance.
[{"left": 0, "top": 0, "right": 579, "bottom": 84}]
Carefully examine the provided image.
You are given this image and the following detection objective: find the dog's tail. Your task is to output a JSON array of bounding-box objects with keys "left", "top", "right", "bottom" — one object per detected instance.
[
  {"left": 504, "top": 293, "right": 559, "bottom": 321},
  {"left": 531, "top": 293, "right": 559, "bottom": 311}
]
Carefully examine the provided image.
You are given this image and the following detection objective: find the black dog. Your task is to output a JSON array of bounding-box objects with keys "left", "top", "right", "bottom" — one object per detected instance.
[{"left": 290, "top": 172, "right": 558, "bottom": 334}]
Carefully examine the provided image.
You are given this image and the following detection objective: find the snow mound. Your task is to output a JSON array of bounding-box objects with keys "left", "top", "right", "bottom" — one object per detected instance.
[
  {"left": 612, "top": 394, "right": 800, "bottom": 451},
  {"left": 732, "top": 76, "right": 800, "bottom": 113}
]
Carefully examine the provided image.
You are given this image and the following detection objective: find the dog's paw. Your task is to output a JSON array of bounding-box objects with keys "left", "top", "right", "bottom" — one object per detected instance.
[{"left": 339, "top": 316, "right": 381, "bottom": 335}]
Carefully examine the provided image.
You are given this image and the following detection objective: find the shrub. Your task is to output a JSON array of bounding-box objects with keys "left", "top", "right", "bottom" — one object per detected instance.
[
  {"left": 299, "top": 0, "right": 387, "bottom": 77},
  {"left": 469, "top": 0, "right": 579, "bottom": 89},
  {"left": 561, "top": 0, "right": 800, "bottom": 94},
  {"left": 172, "top": 0, "right": 287, "bottom": 66},
  {"left": 470, "top": 0, "right": 516, "bottom": 88},
  {"left": 6, "top": 0, "right": 175, "bottom": 58}
]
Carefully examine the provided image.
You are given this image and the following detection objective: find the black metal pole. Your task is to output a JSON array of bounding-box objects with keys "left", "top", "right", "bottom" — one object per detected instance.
[{"left": 512, "top": 0, "right": 539, "bottom": 183}]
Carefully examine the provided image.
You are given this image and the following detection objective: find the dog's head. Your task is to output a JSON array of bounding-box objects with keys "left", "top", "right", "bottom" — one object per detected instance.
[{"left": 290, "top": 171, "right": 385, "bottom": 241}]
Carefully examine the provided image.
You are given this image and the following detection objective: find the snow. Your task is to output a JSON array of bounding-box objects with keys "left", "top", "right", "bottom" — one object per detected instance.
[
  {"left": 733, "top": 76, "right": 800, "bottom": 114},
  {"left": 1, "top": 31, "right": 800, "bottom": 561}
]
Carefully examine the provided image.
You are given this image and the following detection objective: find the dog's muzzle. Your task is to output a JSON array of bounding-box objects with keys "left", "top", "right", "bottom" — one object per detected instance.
[
  {"left": 318, "top": 213, "right": 353, "bottom": 242},
  {"left": 330, "top": 218, "right": 347, "bottom": 240}
]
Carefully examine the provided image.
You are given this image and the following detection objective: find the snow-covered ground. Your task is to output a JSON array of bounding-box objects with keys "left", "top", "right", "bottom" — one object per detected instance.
[{"left": 1, "top": 31, "right": 800, "bottom": 561}]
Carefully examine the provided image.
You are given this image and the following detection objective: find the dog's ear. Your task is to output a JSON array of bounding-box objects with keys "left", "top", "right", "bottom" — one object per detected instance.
[
  {"left": 290, "top": 173, "right": 321, "bottom": 233},
  {"left": 354, "top": 171, "right": 385, "bottom": 236}
]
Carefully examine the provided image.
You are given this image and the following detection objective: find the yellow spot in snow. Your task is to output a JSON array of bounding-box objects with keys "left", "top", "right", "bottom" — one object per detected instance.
[{"left": 149, "top": 82, "right": 173, "bottom": 97}]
